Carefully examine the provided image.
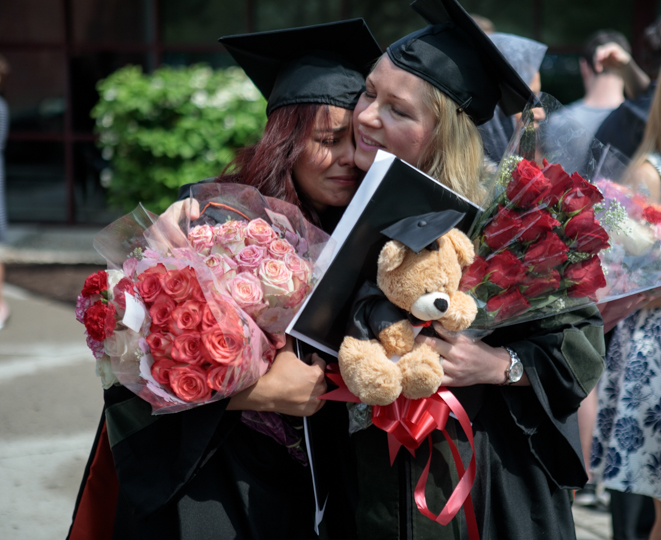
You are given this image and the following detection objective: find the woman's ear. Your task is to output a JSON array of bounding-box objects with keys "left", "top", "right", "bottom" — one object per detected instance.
[{"left": 378, "top": 240, "right": 408, "bottom": 272}]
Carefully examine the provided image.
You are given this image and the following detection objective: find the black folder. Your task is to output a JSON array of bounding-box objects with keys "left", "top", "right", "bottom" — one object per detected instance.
[{"left": 286, "top": 152, "right": 481, "bottom": 355}]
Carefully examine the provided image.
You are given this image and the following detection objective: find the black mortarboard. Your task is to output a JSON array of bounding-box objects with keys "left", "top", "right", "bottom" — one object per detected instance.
[
  {"left": 380, "top": 210, "right": 465, "bottom": 253},
  {"left": 385, "top": 0, "right": 534, "bottom": 125},
  {"left": 219, "top": 19, "right": 382, "bottom": 116}
]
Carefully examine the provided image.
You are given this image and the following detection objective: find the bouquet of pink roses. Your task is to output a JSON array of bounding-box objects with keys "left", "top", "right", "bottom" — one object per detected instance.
[
  {"left": 461, "top": 93, "right": 657, "bottom": 332},
  {"left": 77, "top": 184, "right": 331, "bottom": 413}
]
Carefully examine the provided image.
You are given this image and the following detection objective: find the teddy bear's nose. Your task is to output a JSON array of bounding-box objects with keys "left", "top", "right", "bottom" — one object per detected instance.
[{"left": 434, "top": 298, "right": 448, "bottom": 313}]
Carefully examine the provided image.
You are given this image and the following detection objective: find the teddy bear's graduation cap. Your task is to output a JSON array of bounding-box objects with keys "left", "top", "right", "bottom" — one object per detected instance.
[
  {"left": 219, "top": 19, "right": 382, "bottom": 116},
  {"left": 386, "top": 0, "right": 535, "bottom": 125},
  {"left": 381, "top": 209, "right": 466, "bottom": 253}
]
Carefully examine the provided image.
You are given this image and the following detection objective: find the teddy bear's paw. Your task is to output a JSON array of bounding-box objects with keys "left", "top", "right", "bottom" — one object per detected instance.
[
  {"left": 338, "top": 337, "right": 403, "bottom": 406},
  {"left": 398, "top": 343, "right": 444, "bottom": 400},
  {"left": 378, "top": 319, "right": 415, "bottom": 357},
  {"left": 439, "top": 291, "right": 478, "bottom": 332}
]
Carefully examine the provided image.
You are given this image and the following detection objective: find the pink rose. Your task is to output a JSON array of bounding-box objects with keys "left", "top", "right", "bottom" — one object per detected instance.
[
  {"left": 258, "top": 259, "right": 294, "bottom": 296},
  {"left": 171, "top": 331, "right": 204, "bottom": 364},
  {"left": 228, "top": 272, "right": 266, "bottom": 313},
  {"left": 245, "top": 218, "right": 278, "bottom": 246},
  {"left": 161, "top": 267, "right": 195, "bottom": 303},
  {"left": 172, "top": 300, "right": 204, "bottom": 331},
  {"left": 188, "top": 225, "right": 215, "bottom": 255},
  {"left": 235, "top": 245, "right": 267, "bottom": 273},
  {"left": 268, "top": 238, "right": 295, "bottom": 259},
  {"left": 214, "top": 220, "right": 247, "bottom": 256},
  {"left": 204, "top": 253, "right": 237, "bottom": 279},
  {"left": 168, "top": 365, "right": 213, "bottom": 402},
  {"left": 284, "top": 252, "right": 311, "bottom": 283}
]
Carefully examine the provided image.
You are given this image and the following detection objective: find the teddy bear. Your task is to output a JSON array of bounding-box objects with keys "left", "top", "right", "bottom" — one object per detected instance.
[{"left": 338, "top": 210, "right": 478, "bottom": 406}]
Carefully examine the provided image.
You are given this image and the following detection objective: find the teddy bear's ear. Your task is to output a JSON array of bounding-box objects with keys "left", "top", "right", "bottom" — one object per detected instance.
[
  {"left": 443, "top": 229, "right": 475, "bottom": 268},
  {"left": 378, "top": 240, "right": 408, "bottom": 272}
]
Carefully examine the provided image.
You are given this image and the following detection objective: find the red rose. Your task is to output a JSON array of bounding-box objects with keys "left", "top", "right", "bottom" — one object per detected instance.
[
  {"left": 523, "top": 232, "right": 569, "bottom": 272},
  {"left": 460, "top": 256, "right": 488, "bottom": 291},
  {"left": 643, "top": 204, "right": 661, "bottom": 224},
  {"left": 172, "top": 300, "right": 204, "bottom": 331},
  {"left": 207, "top": 364, "right": 230, "bottom": 391},
  {"left": 151, "top": 358, "right": 178, "bottom": 386},
  {"left": 518, "top": 209, "right": 560, "bottom": 243},
  {"left": 137, "top": 273, "right": 163, "bottom": 303},
  {"left": 564, "top": 209, "right": 610, "bottom": 255},
  {"left": 486, "top": 287, "right": 531, "bottom": 322},
  {"left": 521, "top": 269, "right": 561, "bottom": 298},
  {"left": 168, "top": 365, "right": 213, "bottom": 403},
  {"left": 483, "top": 205, "right": 523, "bottom": 251},
  {"left": 485, "top": 251, "right": 527, "bottom": 290},
  {"left": 162, "top": 267, "right": 195, "bottom": 303},
  {"left": 564, "top": 256, "right": 607, "bottom": 301},
  {"left": 146, "top": 331, "right": 173, "bottom": 360},
  {"left": 506, "top": 159, "right": 551, "bottom": 208},
  {"left": 171, "top": 331, "right": 204, "bottom": 364},
  {"left": 112, "top": 277, "right": 135, "bottom": 309},
  {"left": 559, "top": 173, "right": 604, "bottom": 214},
  {"left": 81, "top": 271, "right": 108, "bottom": 297},
  {"left": 201, "top": 327, "right": 245, "bottom": 365},
  {"left": 83, "top": 300, "right": 116, "bottom": 341},
  {"left": 148, "top": 294, "right": 177, "bottom": 328},
  {"left": 540, "top": 162, "right": 574, "bottom": 207}
]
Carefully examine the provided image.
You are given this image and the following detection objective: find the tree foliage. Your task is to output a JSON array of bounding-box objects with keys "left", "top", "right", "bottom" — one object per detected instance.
[{"left": 92, "top": 64, "right": 267, "bottom": 213}]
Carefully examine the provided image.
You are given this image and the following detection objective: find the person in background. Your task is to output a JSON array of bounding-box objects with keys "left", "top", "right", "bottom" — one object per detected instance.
[
  {"left": 0, "top": 54, "right": 11, "bottom": 330},
  {"left": 590, "top": 73, "right": 661, "bottom": 540},
  {"left": 547, "top": 30, "right": 649, "bottom": 176},
  {"left": 470, "top": 13, "right": 495, "bottom": 34},
  {"left": 478, "top": 32, "right": 547, "bottom": 168}
]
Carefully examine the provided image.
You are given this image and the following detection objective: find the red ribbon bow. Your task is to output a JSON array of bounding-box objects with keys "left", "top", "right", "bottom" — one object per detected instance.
[{"left": 322, "top": 364, "right": 479, "bottom": 540}]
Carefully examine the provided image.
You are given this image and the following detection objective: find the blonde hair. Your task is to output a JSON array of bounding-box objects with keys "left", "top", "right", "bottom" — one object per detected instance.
[
  {"left": 622, "top": 72, "right": 661, "bottom": 192},
  {"left": 418, "top": 82, "right": 487, "bottom": 205}
]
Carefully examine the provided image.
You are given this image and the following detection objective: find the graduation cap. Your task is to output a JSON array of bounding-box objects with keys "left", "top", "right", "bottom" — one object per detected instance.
[
  {"left": 219, "top": 19, "right": 382, "bottom": 116},
  {"left": 385, "top": 0, "right": 535, "bottom": 125},
  {"left": 380, "top": 209, "right": 465, "bottom": 253}
]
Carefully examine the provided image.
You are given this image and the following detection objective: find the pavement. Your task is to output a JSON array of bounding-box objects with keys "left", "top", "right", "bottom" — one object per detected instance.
[{"left": 0, "top": 224, "right": 613, "bottom": 539}]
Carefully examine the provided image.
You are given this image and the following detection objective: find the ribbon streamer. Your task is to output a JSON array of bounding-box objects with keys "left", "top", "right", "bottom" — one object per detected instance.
[{"left": 321, "top": 365, "right": 479, "bottom": 540}]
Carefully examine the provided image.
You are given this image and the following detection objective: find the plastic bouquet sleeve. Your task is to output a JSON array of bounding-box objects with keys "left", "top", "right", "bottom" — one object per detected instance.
[
  {"left": 76, "top": 185, "right": 332, "bottom": 414},
  {"left": 461, "top": 92, "right": 661, "bottom": 332}
]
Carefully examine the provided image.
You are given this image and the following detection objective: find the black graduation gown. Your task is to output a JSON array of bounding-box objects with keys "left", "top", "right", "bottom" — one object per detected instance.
[{"left": 350, "top": 306, "right": 606, "bottom": 540}]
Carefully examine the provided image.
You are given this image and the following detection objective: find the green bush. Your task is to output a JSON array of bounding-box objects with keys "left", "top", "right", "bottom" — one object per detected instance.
[{"left": 92, "top": 64, "right": 267, "bottom": 213}]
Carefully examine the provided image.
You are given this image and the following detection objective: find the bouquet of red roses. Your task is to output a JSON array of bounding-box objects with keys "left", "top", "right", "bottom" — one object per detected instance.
[
  {"left": 77, "top": 184, "right": 331, "bottom": 413},
  {"left": 461, "top": 93, "right": 661, "bottom": 331}
]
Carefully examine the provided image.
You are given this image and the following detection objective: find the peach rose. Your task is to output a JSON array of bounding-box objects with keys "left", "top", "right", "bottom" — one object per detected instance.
[
  {"left": 268, "top": 238, "right": 295, "bottom": 259},
  {"left": 146, "top": 331, "right": 174, "bottom": 360},
  {"left": 258, "top": 259, "right": 294, "bottom": 296},
  {"left": 151, "top": 358, "right": 178, "bottom": 386},
  {"left": 168, "top": 364, "right": 213, "bottom": 402},
  {"left": 245, "top": 218, "right": 277, "bottom": 246},
  {"left": 201, "top": 327, "right": 245, "bottom": 365},
  {"left": 162, "top": 267, "right": 196, "bottom": 303},
  {"left": 172, "top": 300, "right": 204, "bottom": 331},
  {"left": 206, "top": 364, "right": 229, "bottom": 391},
  {"left": 148, "top": 294, "right": 177, "bottom": 328},
  {"left": 171, "top": 331, "right": 204, "bottom": 364},
  {"left": 137, "top": 272, "right": 163, "bottom": 303}
]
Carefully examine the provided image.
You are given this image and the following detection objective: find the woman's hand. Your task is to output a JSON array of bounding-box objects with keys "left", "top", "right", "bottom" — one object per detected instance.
[
  {"left": 160, "top": 198, "right": 201, "bottom": 227},
  {"left": 414, "top": 322, "right": 529, "bottom": 387},
  {"left": 228, "top": 336, "right": 327, "bottom": 416}
]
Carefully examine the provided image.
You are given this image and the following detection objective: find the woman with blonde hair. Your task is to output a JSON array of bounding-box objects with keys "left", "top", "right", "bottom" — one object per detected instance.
[{"left": 346, "top": 1, "right": 606, "bottom": 538}]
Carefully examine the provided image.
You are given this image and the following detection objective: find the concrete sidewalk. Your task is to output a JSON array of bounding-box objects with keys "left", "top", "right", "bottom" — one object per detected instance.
[{"left": 0, "top": 224, "right": 613, "bottom": 539}]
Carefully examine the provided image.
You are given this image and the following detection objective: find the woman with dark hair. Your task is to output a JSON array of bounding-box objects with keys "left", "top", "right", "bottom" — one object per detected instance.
[{"left": 67, "top": 19, "right": 381, "bottom": 540}]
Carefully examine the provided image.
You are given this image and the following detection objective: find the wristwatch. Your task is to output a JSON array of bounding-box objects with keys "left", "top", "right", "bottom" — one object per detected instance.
[{"left": 501, "top": 346, "right": 523, "bottom": 385}]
